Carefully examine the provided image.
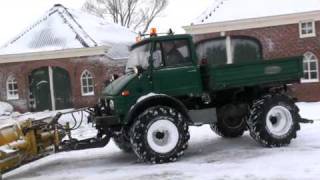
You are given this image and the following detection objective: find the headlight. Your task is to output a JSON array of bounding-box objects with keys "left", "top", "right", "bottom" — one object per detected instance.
[{"left": 109, "top": 100, "right": 115, "bottom": 110}]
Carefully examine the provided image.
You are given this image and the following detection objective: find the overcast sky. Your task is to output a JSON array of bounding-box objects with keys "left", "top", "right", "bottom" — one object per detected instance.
[{"left": 0, "top": 0, "right": 212, "bottom": 46}]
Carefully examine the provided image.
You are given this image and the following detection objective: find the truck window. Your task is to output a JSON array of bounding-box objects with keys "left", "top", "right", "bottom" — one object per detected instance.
[
  {"left": 196, "top": 38, "right": 227, "bottom": 65},
  {"left": 232, "top": 38, "right": 262, "bottom": 63},
  {"left": 162, "top": 40, "right": 192, "bottom": 67},
  {"left": 153, "top": 42, "right": 163, "bottom": 68},
  {"left": 196, "top": 37, "right": 262, "bottom": 65},
  {"left": 126, "top": 43, "right": 151, "bottom": 72}
]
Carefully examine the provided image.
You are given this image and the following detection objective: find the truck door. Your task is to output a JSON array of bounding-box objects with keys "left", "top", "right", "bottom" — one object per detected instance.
[{"left": 151, "top": 39, "right": 202, "bottom": 96}]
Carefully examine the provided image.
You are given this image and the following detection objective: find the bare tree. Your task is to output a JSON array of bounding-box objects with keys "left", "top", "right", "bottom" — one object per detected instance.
[{"left": 82, "top": 0, "right": 168, "bottom": 33}]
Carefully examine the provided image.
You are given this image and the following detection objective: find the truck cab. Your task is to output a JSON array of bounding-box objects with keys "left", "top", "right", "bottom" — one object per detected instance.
[{"left": 100, "top": 34, "right": 204, "bottom": 124}]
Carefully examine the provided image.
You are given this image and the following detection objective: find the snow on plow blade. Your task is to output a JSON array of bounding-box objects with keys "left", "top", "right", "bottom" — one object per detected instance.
[{"left": 0, "top": 117, "right": 65, "bottom": 173}]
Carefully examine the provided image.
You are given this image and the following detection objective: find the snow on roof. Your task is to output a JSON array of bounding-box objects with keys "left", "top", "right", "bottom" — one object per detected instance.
[
  {"left": 0, "top": 4, "right": 137, "bottom": 60},
  {"left": 193, "top": 0, "right": 320, "bottom": 25}
]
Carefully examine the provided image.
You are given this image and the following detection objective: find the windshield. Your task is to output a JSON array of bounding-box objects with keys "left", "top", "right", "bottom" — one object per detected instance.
[{"left": 126, "top": 43, "right": 151, "bottom": 72}]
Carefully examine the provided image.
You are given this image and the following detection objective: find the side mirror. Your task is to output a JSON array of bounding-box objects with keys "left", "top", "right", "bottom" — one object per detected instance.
[
  {"left": 110, "top": 74, "right": 119, "bottom": 81},
  {"left": 133, "top": 66, "right": 144, "bottom": 75},
  {"left": 106, "top": 74, "right": 119, "bottom": 85}
]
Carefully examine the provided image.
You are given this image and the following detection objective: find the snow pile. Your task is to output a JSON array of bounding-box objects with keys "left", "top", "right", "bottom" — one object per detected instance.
[
  {"left": 0, "top": 101, "right": 13, "bottom": 116},
  {"left": 194, "top": 0, "right": 320, "bottom": 25}
]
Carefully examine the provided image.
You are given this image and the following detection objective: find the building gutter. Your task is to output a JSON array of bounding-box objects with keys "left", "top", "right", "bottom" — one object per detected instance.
[
  {"left": 0, "top": 46, "right": 110, "bottom": 64},
  {"left": 183, "top": 10, "right": 320, "bottom": 35}
]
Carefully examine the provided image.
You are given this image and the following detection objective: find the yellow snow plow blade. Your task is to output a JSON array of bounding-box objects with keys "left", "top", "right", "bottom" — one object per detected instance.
[{"left": 0, "top": 117, "right": 65, "bottom": 173}]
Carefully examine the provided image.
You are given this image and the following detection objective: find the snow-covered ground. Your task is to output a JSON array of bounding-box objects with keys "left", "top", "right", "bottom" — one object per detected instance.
[
  {"left": 0, "top": 101, "right": 13, "bottom": 116},
  {"left": 297, "top": 102, "right": 320, "bottom": 121},
  {"left": 1, "top": 103, "right": 320, "bottom": 180}
]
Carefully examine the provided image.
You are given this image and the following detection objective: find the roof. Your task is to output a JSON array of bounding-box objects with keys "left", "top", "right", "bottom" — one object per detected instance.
[
  {"left": 193, "top": 0, "right": 320, "bottom": 25},
  {"left": 0, "top": 4, "right": 137, "bottom": 60}
]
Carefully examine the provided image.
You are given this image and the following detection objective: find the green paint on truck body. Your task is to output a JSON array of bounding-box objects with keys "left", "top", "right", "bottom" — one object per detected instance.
[
  {"left": 100, "top": 34, "right": 303, "bottom": 125},
  {"left": 207, "top": 56, "right": 303, "bottom": 91}
]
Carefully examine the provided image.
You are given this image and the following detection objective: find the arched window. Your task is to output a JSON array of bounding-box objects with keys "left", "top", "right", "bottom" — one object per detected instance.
[
  {"left": 81, "top": 70, "right": 94, "bottom": 96},
  {"left": 7, "top": 75, "right": 19, "bottom": 100},
  {"left": 302, "top": 52, "right": 319, "bottom": 83}
]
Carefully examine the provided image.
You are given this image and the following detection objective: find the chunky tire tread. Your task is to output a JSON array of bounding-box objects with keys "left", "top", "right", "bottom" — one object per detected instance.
[
  {"left": 130, "top": 106, "right": 189, "bottom": 164},
  {"left": 248, "top": 94, "right": 301, "bottom": 147},
  {"left": 211, "top": 104, "right": 248, "bottom": 138},
  {"left": 210, "top": 120, "right": 246, "bottom": 138}
]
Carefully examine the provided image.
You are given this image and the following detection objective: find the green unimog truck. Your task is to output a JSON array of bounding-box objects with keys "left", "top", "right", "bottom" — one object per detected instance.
[{"left": 89, "top": 32, "right": 304, "bottom": 164}]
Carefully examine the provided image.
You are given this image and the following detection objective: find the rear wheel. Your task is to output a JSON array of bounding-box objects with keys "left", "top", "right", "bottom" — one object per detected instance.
[
  {"left": 211, "top": 104, "right": 247, "bottom": 138},
  {"left": 248, "top": 94, "right": 301, "bottom": 147},
  {"left": 130, "top": 106, "right": 189, "bottom": 164}
]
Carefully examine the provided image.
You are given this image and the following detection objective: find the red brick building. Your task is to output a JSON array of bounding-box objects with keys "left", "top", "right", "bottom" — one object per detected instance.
[
  {"left": 184, "top": 0, "right": 320, "bottom": 101},
  {"left": 0, "top": 4, "right": 135, "bottom": 112}
]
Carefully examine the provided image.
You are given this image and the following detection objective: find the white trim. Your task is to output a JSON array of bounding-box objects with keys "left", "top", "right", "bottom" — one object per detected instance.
[
  {"left": 226, "top": 36, "right": 233, "bottom": 64},
  {"left": 80, "top": 70, "right": 95, "bottom": 96},
  {"left": 0, "top": 46, "right": 109, "bottom": 64},
  {"left": 48, "top": 66, "right": 56, "bottom": 110},
  {"left": 81, "top": 92, "right": 95, "bottom": 96},
  {"left": 299, "top": 21, "right": 316, "bottom": 38},
  {"left": 7, "top": 95, "right": 19, "bottom": 101},
  {"left": 6, "top": 75, "right": 19, "bottom": 100},
  {"left": 301, "top": 52, "right": 319, "bottom": 83},
  {"left": 184, "top": 10, "right": 320, "bottom": 35},
  {"left": 300, "top": 79, "right": 319, "bottom": 83}
]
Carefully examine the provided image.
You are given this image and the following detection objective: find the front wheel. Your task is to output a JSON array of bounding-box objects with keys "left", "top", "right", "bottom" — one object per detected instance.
[
  {"left": 247, "top": 94, "right": 301, "bottom": 147},
  {"left": 130, "top": 106, "right": 189, "bottom": 164}
]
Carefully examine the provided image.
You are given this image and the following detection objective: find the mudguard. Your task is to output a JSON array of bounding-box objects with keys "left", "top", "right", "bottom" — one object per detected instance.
[{"left": 125, "top": 93, "right": 191, "bottom": 125}]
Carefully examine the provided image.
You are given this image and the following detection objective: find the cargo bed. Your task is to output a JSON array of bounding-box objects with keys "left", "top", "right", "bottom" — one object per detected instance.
[{"left": 207, "top": 56, "right": 303, "bottom": 91}]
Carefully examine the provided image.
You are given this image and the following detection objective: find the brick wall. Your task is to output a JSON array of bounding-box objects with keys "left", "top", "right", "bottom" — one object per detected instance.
[
  {"left": 193, "top": 21, "right": 320, "bottom": 102},
  {"left": 0, "top": 55, "right": 125, "bottom": 112}
]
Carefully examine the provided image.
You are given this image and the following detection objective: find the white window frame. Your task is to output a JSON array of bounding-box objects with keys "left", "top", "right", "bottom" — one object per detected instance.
[
  {"left": 226, "top": 36, "right": 233, "bottom": 64},
  {"left": 301, "top": 52, "right": 319, "bottom": 83},
  {"left": 6, "top": 75, "right": 19, "bottom": 100},
  {"left": 80, "top": 70, "right": 95, "bottom": 96},
  {"left": 299, "top": 21, "right": 316, "bottom": 38}
]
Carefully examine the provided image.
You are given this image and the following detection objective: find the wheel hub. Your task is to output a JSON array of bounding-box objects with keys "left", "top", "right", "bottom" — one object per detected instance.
[
  {"left": 147, "top": 119, "right": 179, "bottom": 154},
  {"left": 153, "top": 130, "right": 169, "bottom": 146},
  {"left": 270, "top": 116, "right": 278, "bottom": 125},
  {"left": 155, "top": 131, "right": 165, "bottom": 139},
  {"left": 266, "top": 106, "right": 293, "bottom": 137}
]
